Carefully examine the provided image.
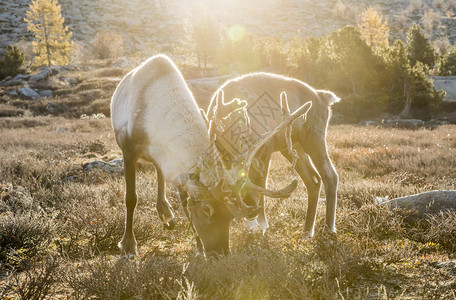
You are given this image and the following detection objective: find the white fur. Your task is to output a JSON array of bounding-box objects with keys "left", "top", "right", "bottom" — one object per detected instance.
[{"left": 111, "top": 55, "right": 209, "bottom": 183}]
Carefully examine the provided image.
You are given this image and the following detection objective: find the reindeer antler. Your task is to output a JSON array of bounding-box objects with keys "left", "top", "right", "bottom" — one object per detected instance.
[
  {"left": 203, "top": 90, "right": 311, "bottom": 219},
  {"left": 243, "top": 92, "right": 312, "bottom": 177}
]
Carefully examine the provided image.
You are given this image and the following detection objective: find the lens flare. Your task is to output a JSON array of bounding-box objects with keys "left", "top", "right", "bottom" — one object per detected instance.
[{"left": 227, "top": 25, "right": 247, "bottom": 43}]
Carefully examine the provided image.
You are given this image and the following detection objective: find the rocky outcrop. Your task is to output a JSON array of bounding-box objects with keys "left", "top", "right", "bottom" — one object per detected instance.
[
  {"left": 17, "top": 86, "right": 40, "bottom": 100},
  {"left": 0, "top": 66, "right": 77, "bottom": 100},
  {"left": 384, "top": 190, "right": 456, "bottom": 223}
]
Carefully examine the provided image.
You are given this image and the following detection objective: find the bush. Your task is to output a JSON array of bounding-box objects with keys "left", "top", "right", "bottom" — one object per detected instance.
[
  {"left": 0, "top": 45, "right": 25, "bottom": 80},
  {"left": 4, "top": 255, "right": 60, "bottom": 300},
  {"left": 426, "top": 211, "right": 456, "bottom": 252},
  {"left": 88, "top": 32, "right": 124, "bottom": 60},
  {"left": 66, "top": 255, "right": 182, "bottom": 299}
]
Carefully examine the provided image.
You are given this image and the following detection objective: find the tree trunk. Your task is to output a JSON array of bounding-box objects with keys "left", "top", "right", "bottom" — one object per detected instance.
[
  {"left": 42, "top": 13, "right": 51, "bottom": 67},
  {"left": 400, "top": 78, "right": 411, "bottom": 118}
]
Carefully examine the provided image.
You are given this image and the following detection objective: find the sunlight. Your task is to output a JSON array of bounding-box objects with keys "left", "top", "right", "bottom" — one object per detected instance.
[{"left": 227, "top": 24, "right": 247, "bottom": 43}]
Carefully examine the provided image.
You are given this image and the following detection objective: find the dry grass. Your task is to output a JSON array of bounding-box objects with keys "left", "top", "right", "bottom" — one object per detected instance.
[{"left": 0, "top": 117, "right": 456, "bottom": 299}]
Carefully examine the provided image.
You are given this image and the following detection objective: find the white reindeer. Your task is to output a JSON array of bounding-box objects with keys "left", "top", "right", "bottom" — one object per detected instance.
[
  {"left": 111, "top": 55, "right": 312, "bottom": 257},
  {"left": 206, "top": 72, "right": 340, "bottom": 237}
]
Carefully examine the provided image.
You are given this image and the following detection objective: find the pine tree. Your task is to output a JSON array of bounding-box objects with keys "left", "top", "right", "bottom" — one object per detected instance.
[
  {"left": 406, "top": 23, "right": 436, "bottom": 68},
  {"left": 24, "top": 0, "right": 73, "bottom": 67},
  {"left": 358, "top": 7, "right": 389, "bottom": 48},
  {"left": 437, "top": 46, "right": 456, "bottom": 75},
  {"left": 0, "top": 45, "right": 25, "bottom": 79}
]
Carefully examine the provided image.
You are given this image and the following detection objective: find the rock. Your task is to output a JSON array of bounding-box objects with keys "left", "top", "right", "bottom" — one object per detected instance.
[
  {"left": 62, "top": 175, "right": 77, "bottom": 183},
  {"left": 383, "top": 118, "right": 425, "bottom": 129},
  {"left": 426, "top": 119, "right": 449, "bottom": 126},
  {"left": 61, "top": 77, "right": 78, "bottom": 85},
  {"left": 53, "top": 127, "right": 68, "bottom": 133},
  {"left": 46, "top": 102, "right": 65, "bottom": 114},
  {"left": 12, "top": 74, "right": 30, "bottom": 81},
  {"left": 384, "top": 191, "right": 456, "bottom": 224},
  {"left": 358, "top": 120, "right": 378, "bottom": 126},
  {"left": 39, "top": 90, "right": 53, "bottom": 98},
  {"left": 0, "top": 76, "right": 12, "bottom": 85},
  {"left": 111, "top": 57, "right": 130, "bottom": 68},
  {"left": 29, "top": 68, "right": 51, "bottom": 83},
  {"left": 108, "top": 158, "right": 123, "bottom": 167},
  {"left": 83, "top": 160, "right": 123, "bottom": 173},
  {"left": 17, "top": 86, "right": 40, "bottom": 100},
  {"left": 432, "top": 260, "right": 456, "bottom": 275},
  {"left": 7, "top": 90, "right": 18, "bottom": 97}
]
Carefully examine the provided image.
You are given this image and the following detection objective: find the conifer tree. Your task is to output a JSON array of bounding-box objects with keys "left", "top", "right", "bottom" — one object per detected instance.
[
  {"left": 24, "top": 0, "right": 73, "bottom": 67},
  {"left": 437, "top": 46, "right": 456, "bottom": 75},
  {"left": 0, "top": 45, "right": 25, "bottom": 79},
  {"left": 358, "top": 7, "right": 389, "bottom": 48},
  {"left": 406, "top": 23, "right": 436, "bottom": 68}
]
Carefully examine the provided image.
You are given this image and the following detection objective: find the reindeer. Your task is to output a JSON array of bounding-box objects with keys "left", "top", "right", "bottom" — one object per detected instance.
[
  {"left": 206, "top": 72, "right": 340, "bottom": 237},
  {"left": 110, "top": 55, "right": 312, "bottom": 257}
]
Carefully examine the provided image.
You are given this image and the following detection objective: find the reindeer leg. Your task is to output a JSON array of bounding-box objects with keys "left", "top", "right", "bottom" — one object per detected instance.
[
  {"left": 302, "top": 137, "right": 338, "bottom": 234},
  {"left": 119, "top": 154, "right": 138, "bottom": 258},
  {"left": 243, "top": 149, "right": 271, "bottom": 233},
  {"left": 156, "top": 166, "right": 176, "bottom": 230},
  {"left": 177, "top": 186, "right": 203, "bottom": 255},
  {"left": 281, "top": 146, "right": 322, "bottom": 237}
]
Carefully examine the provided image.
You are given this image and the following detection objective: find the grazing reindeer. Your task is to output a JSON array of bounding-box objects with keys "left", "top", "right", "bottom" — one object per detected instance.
[
  {"left": 206, "top": 72, "right": 340, "bottom": 237},
  {"left": 111, "top": 55, "right": 312, "bottom": 257}
]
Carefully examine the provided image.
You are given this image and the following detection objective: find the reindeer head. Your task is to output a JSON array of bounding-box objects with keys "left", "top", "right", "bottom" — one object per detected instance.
[{"left": 184, "top": 91, "right": 312, "bottom": 257}]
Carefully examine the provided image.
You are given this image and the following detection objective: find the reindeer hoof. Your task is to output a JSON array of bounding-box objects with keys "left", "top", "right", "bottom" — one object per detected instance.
[{"left": 163, "top": 218, "right": 176, "bottom": 230}]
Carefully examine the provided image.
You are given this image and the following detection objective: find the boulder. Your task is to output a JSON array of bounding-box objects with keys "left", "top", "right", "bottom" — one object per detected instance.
[
  {"left": 46, "top": 102, "right": 65, "bottom": 114},
  {"left": 39, "top": 90, "right": 53, "bottom": 98},
  {"left": 111, "top": 57, "right": 130, "bottom": 68},
  {"left": 17, "top": 86, "right": 40, "bottom": 100},
  {"left": 358, "top": 120, "right": 378, "bottom": 126},
  {"left": 1, "top": 74, "right": 30, "bottom": 87},
  {"left": 61, "top": 77, "right": 78, "bottom": 85},
  {"left": 432, "top": 260, "right": 456, "bottom": 275},
  {"left": 12, "top": 74, "right": 30, "bottom": 81},
  {"left": 383, "top": 118, "right": 424, "bottom": 129},
  {"left": 0, "top": 76, "right": 12, "bottom": 85},
  {"left": 7, "top": 90, "right": 18, "bottom": 97},
  {"left": 108, "top": 158, "right": 123, "bottom": 167},
  {"left": 83, "top": 160, "right": 123, "bottom": 173},
  {"left": 29, "top": 68, "right": 51, "bottom": 83},
  {"left": 384, "top": 191, "right": 456, "bottom": 223}
]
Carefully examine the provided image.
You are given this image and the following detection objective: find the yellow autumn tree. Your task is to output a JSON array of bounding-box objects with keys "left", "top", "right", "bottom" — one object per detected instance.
[
  {"left": 24, "top": 0, "right": 73, "bottom": 66},
  {"left": 358, "top": 7, "right": 389, "bottom": 48}
]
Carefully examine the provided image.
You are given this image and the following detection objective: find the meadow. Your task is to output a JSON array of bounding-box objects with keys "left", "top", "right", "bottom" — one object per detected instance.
[
  {"left": 2, "top": 0, "right": 456, "bottom": 298},
  {"left": 1, "top": 110, "right": 455, "bottom": 299}
]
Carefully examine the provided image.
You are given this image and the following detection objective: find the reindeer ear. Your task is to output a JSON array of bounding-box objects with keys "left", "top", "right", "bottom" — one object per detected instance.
[{"left": 316, "top": 90, "right": 340, "bottom": 106}]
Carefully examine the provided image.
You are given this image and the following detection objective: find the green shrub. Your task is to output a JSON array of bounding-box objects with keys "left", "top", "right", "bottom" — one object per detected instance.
[{"left": 0, "top": 45, "right": 25, "bottom": 80}]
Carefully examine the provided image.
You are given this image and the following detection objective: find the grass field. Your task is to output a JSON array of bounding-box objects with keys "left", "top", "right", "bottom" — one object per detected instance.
[{"left": 1, "top": 114, "right": 455, "bottom": 299}]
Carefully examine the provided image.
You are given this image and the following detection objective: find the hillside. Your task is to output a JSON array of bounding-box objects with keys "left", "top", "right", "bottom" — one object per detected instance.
[{"left": 1, "top": 0, "right": 456, "bottom": 55}]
